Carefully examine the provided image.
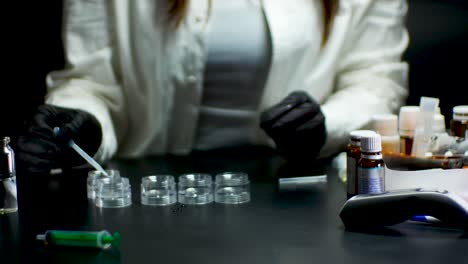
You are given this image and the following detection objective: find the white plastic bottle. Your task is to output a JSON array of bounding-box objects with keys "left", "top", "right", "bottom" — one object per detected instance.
[
  {"left": 399, "top": 106, "right": 419, "bottom": 155},
  {"left": 371, "top": 114, "right": 400, "bottom": 154},
  {"left": 433, "top": 112, "right": 447, "bottom": 134}
]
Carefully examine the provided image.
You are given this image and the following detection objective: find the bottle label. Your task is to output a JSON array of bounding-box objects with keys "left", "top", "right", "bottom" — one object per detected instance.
[
  {"left": 358, "top": 167, "right": 385, "bottom": 194},
  {"left": 346, "top": 156, "right": 356, "bottom": 194}
]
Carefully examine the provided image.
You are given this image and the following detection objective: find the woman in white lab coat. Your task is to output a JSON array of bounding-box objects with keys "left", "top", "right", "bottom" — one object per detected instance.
[{"left": 17, "top": 0, "right": 408, "bottom": 173}]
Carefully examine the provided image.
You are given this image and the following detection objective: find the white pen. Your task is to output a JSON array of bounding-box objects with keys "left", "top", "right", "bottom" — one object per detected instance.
[{"left": 278, "top": 175, "right": 327, "bottom": 191}]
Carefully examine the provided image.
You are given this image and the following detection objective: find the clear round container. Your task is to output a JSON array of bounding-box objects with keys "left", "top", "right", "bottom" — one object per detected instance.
[
  {"left": 214, "top": 172, "right": 250, "bottom": 204},
  {"left": 141, "top": 175, "right": 177, "bottom": 206},
  {"left": 178, "top": 173, "right": 213, "bottom": 205},
  {"left": 95, "top": 176, "right": 132, "bottom": 208},
  {"left": 87, "top": 169, "right": 121, "bottom": 199}
]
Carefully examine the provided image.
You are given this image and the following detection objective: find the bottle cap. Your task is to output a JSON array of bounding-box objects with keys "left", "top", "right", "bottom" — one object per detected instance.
[
  {"left": 453, "top": 105, "right": 468, "bottom": 121},
  {"left": 361, "top": 134, "right": 382, "bottom": 152},
  {"left": 433, "top": 113, "right": 446, "bottom": 133},
  {"left": 399, "top": 106, "right": 420, "bottom": 136},
  {"left": 349, "top": 130, "right": 376, "bottom": 146},
  {"left": 371, "top": 114, "right": 398, "bottom": 136}
]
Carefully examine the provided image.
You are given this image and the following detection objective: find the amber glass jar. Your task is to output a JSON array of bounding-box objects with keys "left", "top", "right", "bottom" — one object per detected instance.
[
  {"left": 346, "top": 130, "right": 376, "bottom": 199},
  {"left": 357, "top": 134, "right": 385, "bottom": 194},
  {"left": 451, "top": 105, "right": 468, "bottom": 139}
]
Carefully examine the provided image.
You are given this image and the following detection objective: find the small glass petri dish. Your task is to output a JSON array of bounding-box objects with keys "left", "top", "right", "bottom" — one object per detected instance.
[
  {"left": 87, "top": 170, "right": 121, "bottom": 200},
  {"left": 214, "top": 172, "right": 250, "bottom": 204},
  {"left": 178, "top": 173, "right": 213, "bottom": 205},
  {"left": 95, "top": 176, "right": 132, "bottom": 208},
  {"left": 141, "top": 175, "right": 177, "bottom": 206}
]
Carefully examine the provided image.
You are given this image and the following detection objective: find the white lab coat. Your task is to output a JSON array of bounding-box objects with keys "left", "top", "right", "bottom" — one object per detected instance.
[{"left": 45, "top": 0, "right": 409, "bottom": 162}]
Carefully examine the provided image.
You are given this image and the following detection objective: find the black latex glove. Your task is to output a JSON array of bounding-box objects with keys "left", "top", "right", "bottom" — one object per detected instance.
[
  {"left": 16, "top": 104, "right": 102, "bottom": 174},
  {"left": 260, "top": 91, "right": 327, "bottom": 161}
]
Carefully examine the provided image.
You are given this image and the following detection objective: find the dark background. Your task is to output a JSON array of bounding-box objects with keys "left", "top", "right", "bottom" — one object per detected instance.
[
  {"left": 3, "top": 1, "right": 64, "bottom": 137},
  {"left": 404, "top": 0, "right": 468, "bottom": 121},
  {"left": 2, "top": 0, "right": 468, "bottom": 139}
]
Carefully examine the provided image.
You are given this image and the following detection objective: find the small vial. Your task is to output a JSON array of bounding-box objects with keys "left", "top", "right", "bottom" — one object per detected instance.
[
  {"left": 0, "top": 137, "right": 17, "bottom": 214},
  {"left": 357, "top": 134, "right": 385, "bottom": 194},
  {"left": 371, "top": 114, "right": 400, "bottom": 154},
  {"left": 346, "top": 130, "right": 376, "bottom": 199},
  {"left": 450, "top": 105, "right": 468, "bottom": 139},
  {"left": 399, "top": 106, "right": 419, "bottom": 155}
]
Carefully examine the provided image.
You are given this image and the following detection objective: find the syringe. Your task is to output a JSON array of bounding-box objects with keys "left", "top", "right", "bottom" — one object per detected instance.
[
  {"left": 36, "top": 230, "right": 121, "bottom": 249},
  {"left": 53, "top": 127, "right": 109, "bottom": 177}
]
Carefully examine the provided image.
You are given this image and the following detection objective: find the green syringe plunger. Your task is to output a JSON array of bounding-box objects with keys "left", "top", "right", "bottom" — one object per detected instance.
[{"left": 36, "top": 230, "right": 121, "bottom": 249}]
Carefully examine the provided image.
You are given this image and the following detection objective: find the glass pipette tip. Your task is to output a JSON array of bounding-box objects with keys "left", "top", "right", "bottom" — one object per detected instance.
[{"left": 53, "top": 127, "right": 109, "bottom": 177}]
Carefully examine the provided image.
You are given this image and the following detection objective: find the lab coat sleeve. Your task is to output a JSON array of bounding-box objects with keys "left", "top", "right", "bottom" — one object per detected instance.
[
  {"left": 320, "top": 0, "right": 409, "bottom": 157},
  {"left": 45, "top": 0, "right": 125, "bottom": 162}
]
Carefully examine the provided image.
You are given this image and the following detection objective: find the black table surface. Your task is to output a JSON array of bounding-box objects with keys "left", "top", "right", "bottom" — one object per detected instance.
[{"left": 2, "top": 147, "right": 468, "bottom": 264}]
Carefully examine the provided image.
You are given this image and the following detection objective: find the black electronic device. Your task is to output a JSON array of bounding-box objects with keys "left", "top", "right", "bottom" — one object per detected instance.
[{"left": 339, "top": 188, "right": 468, "bottom": 230}]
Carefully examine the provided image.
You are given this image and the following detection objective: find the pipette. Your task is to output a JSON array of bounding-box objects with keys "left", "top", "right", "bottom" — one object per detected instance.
[
  {"left": 36, "top": 230, "right": 121, "bottom": 249},
  {"left": 53, "top": 127, "right": 109, "bottom": 177}
]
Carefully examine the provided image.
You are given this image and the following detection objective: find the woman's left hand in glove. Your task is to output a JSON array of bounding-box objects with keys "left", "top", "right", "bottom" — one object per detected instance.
[{"left": 260, "top": 91, "right": 327, "bottom": 161}]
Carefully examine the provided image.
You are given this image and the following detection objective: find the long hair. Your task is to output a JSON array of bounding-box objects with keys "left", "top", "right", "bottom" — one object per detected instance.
[
  {"left": 167, "top": 0, "right": 338, "bottom": 46},
  {"left": 321, "top": 0, "right": 338, "bottom": 46},
  {"left": 167, "top": 0, "right": 190, "bottom": 26}
]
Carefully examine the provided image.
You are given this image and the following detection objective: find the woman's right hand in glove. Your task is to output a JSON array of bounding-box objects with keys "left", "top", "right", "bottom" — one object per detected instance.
[{"left": 15, "top": 104, "right": 102, "bottom": 174}]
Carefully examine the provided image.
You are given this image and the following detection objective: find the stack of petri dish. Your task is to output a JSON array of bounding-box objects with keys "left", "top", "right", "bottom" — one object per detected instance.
[
  {"left": 140, "top": 175, "right": 177, "bottom": 206},
  {"left": 89, "top": 170, "right": 132, "bottom": 208},
  {"left": 214, "top": 172, "right": 250, "bottom": 204},
  {"left": 178, "top": 173, "right": 214, "bottom": 205},
  {"left": 87, "top": 169, "right": 120, "bottom": 200},
  {"left": 139, "top": 172, "right": 251, "bottom": 205}
]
